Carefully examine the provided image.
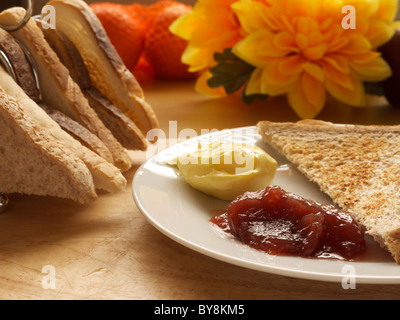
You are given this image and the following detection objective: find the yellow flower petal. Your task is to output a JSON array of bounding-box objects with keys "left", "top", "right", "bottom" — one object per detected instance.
[
  {"left": 323, "top": 25, "right": 348, "bottom": 52},
  {"left": 169, "top": 12, "right": 199, "bottom": 41},
  {"left": 303, "top": 43, "right": 328, "bottom": 61},
  {"left": 302, "top": 62, "right": 324, "bottom": 82},
  {"left": 345, "top": 0, "right": 379, "bottom": 18},
  {"left": 278, "top": 55, "right": 304, "bottom": 75},
  {"left": 348, "top": 51, "right": 380, "bottom": 64},
  {"left": 262, "top": 62, "right": 298, "bottom": 95},
  {"left": 245, "top": 67, "right": 263, "bottom": 95},
  {"left": 181, "top": 45, "right": 209, "bottom": 72},
  {"left": 321, "top": 54, "right": 350, "bottom": 73},
  {"left": 366, "top": 19, "right": 396, "bottom": 48},
  {"left": 170, "top": 0, "right": 243, "bottom": 76},
  {"left": 233, "top": 29, "right": 287, "bottom": 67},
  {"left": 323, "top": 61, "right": 355, "bottom": 90},
  {"left": 274, "top": 32, "right": 297, "bottom": 52},
  {"left": 301, "top": 73, "right": 326, "bottom": 109},
  {"left": 231, "top": 0, "right": 270, "bottom": 33},
  {"left": 373, "top": 0, "right": 398, "bottom": 22},
  {"left": 350, "top": 55, "right": 392, "bottom": 81},
  {"left": 286, "top": 0, "right": 321, "bottom": 19},
  {"left": 325, "top": 75, "right": 366, "bottom": 106},
  {"left": 340, "top": 34, "right": 372, "bottom": 55},
  {"left": 288, "top": 75, "right": 326, "bottom": 119},
  {"left": 294, "top": 16, "right": 320, "bottom": 35}
]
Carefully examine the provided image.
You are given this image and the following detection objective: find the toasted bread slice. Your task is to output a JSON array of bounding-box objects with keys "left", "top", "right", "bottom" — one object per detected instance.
[
  {"left": 47, "top": 0, "right": 159, "bottom": 137},
  {"left": 0, "top": 86, "right": 97, "bottom": 204},
  {"left": 0, "top": 64, "right": 127, "bottom": 193},
  {"left": 40, "top": 103, "right": 114, "bottom": 163},
  {"left": 0, "top": 27, "right": 40, "bottom": 102},
  {"left": 83, "top": 87, "right": 148, "bottom": 150},
  {"left": 257, "top": 120, "right": 400, "bottom": 263},
  {"left": 37, "top": 21, "right": 91, "bottom": 90},
  {"left": 38, "top": 24, "right": 148, "bottom": 150},
  {"left": 0, "top": 7, "right": 133, "bottom": 172}
]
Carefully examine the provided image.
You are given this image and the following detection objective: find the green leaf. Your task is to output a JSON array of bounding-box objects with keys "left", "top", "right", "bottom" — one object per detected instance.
[
  {"left": 207, "top": 48, "right": 255, "bottom": 95},
  {"left": 241, "top": 89, "right": 269, "bottom": 105},
  {"left": 213, "top": 48, "right": 238, "bottom": 63}
]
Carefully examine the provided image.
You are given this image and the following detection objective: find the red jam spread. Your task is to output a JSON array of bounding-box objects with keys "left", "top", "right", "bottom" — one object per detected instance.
[{"left": 210, "top": 185, "right": 366, "bottom": 259}]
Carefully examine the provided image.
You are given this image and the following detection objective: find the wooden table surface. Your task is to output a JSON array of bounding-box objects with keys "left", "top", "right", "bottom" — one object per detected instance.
[{"left": 2, "top": 80, "right": 400, "bottom": 300}]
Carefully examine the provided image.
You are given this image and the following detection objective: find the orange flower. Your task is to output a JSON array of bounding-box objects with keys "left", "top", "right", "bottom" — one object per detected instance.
[
  {"left": 170, "top": 0, "right": 244, "bottom": 96},
  {"left": 232, "top": 0, "right": 396, "bottom": 118}
]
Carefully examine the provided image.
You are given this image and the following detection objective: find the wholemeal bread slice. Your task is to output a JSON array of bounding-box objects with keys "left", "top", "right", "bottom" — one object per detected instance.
[
  {"left": 40, "top": 103, "right": 114, "bottom": 163},
  {"left": 0, "top": 7, "right": 133, "bottom": 172},
  {"left": 36, "top": 21, "right": 92, "bottom": 90},
  {"left": 0, "top": 27, "right": 40, "bottom": 102},
  {"left": 38, "top": 23, "right": 148, "bottom": 150},
  {"left": 0, "top": 86, "right": 97, "bottom": 204},
  {"left": 0, "top": 64, "right": 127, "bottom": 193},
  {"left": 47, "top": 0, "right": 159, "bottom": 137},
  {"left": 83, "top": 87, "right": 148, "bottom": 150},
  {"left": 257, "top": 120, "right": 400, "bottom": 264}
]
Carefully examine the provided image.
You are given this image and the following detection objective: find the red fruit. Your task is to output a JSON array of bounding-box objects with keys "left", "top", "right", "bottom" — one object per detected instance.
[
  {"left": 90, "top": 2, "right": 146, "bottom": 70},
  {"left": 143, "top": 1, "right": 197, "bottom": 80}
]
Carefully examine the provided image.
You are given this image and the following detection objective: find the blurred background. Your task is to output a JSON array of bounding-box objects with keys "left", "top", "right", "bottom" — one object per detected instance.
[{"left": 0, "top": 0, "right": 196, "bottom": 14}]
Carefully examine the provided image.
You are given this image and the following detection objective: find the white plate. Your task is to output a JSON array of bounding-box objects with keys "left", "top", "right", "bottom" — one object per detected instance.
[{"left": 132, "top": 126, "right": 400, "bottom": 284}]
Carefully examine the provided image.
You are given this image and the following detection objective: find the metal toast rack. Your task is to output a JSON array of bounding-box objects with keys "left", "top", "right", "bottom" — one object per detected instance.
[{"left": 0, "top": 0, "right": 40, "bottom": 213}]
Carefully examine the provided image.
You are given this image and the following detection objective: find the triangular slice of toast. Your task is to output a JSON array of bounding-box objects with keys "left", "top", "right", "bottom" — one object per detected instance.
[
  {"left": 257, "top": 120, "right": 400, "bottom": 263},
  {"left": 47, "top": 0, "right": 159, "bottom": 136},
  {"left": 0, "top": 86, "right": 97, "bottom": 204}
]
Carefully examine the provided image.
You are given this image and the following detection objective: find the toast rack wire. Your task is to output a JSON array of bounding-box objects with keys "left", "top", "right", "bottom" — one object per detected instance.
[{"left": 0, "top": 0, "right": 37, "bottom": 213}]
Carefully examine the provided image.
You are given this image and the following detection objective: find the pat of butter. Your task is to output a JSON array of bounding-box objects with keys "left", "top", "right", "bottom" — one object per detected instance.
[{"left": 170, "top": 141, "right": 277, "bottom": 200}]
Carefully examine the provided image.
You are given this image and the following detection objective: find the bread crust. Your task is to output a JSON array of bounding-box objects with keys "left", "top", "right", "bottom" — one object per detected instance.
[
  {"left": 84, "top": 88, "right": 148, "bottom": 150},
  {"left": 0, "top": 27, "right": 40, "bottom": 102},
  {"left": 257, "top": 120, "right": 400, "bottom": 263}
]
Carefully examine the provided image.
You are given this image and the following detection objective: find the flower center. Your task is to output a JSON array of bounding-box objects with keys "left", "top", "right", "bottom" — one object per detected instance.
[{"left": 292, "top": 17, "right": 328, "bottom": 61}]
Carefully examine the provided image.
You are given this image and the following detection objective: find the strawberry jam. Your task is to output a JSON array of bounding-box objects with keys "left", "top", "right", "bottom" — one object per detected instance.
[{"left": 210, "top": 186, "right": 366, "bottom": 259}]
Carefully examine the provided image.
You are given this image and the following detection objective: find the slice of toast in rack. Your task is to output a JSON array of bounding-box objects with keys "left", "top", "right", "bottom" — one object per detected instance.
[
  {"left": 40, "top": 103, "right": 114, "bottom": 163},
  {"left": 0, "top": 86, "right": 97, "bottom": 204}
]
